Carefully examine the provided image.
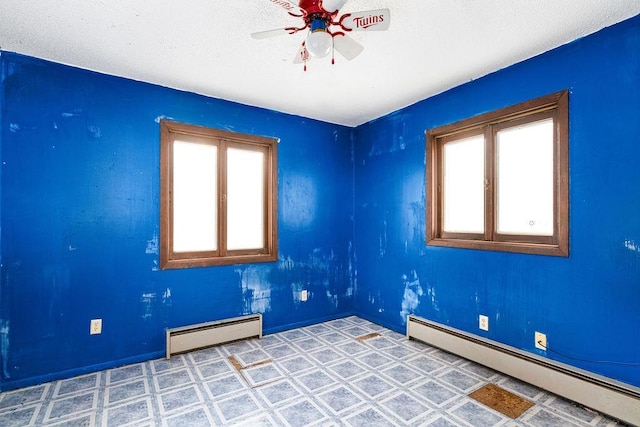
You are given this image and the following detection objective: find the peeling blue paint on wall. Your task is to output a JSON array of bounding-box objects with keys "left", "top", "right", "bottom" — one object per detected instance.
[
  {"left": 354, "top": 15, "right": 640, "bottom": 388},
  {"left": 0, "top": 51, "right": 354, "bottom": 391}
]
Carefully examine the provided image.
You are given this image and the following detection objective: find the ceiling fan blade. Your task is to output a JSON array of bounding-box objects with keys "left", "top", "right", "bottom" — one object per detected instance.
[
  {"left": 340, "top": 9, "right": 390, "bottom": 31},
  {"left": 293, "top": 44, "right": 310, "bottom": 64},
  {"left": 321, "top": 0, "right": 348, "bottom": 13},
  {"left": 263, "top": 0, "right": 304, "bottom": 16},
  {"left": 333, "top": 34, "right": 364, "bottom": 61},
  {"left": 251, "top": 28, "right": 293, "bottom": 39}
]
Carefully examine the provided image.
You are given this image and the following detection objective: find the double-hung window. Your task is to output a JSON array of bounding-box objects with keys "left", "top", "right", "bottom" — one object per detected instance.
[
  {"left": 426, "top": 90, "right": 568, "bottom": 256},
  {"left": 160, "top": 120, "right": 278, "bottom": 269}
]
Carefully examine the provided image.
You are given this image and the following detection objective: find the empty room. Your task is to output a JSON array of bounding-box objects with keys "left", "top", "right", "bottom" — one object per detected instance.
[{"left": 0, "top": 1, "right": 639, "bottom": 426}]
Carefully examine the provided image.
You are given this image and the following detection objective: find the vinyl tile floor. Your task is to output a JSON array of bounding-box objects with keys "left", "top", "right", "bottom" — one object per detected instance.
[{"left": 0, "top": 316, "right": 625, "bottom": 426}]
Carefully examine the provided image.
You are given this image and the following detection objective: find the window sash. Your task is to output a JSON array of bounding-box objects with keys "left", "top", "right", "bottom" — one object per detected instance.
[
  {"left": 438, "top": 129, "right": 486, "bottom": 241},
  {"left": 492, "top": 112, "right": 556, "bottom": 244},
  {"left": 224, "top": 142, "right": 269, "bottom": 255},
  {"left": 171, "top": 139, "right": 219, "bottom": 254}
]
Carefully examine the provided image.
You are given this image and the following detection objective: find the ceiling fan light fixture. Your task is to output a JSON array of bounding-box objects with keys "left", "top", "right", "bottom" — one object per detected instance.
[
  {"left": 306, "top": 18, "right": 332, "bottom": 58},
  {"left": 306, "top": 30, "right": 332, "bottom": 58}
]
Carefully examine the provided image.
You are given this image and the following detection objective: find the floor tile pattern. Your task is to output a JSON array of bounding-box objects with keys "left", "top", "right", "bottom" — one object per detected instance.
[{"left": 0, "top": 316, "right": 624, "bottom": 426}]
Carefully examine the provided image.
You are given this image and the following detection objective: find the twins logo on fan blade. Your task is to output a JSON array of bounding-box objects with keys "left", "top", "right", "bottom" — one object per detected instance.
[{"left": 352, "top": 14, "right": 385, "bottom": 29}]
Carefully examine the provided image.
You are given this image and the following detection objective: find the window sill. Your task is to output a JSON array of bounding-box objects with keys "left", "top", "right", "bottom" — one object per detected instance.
[
  {"left": 161, "top": 252, "right": 278, "bottom": 270},
  {"left": 426, "top": 238, "right": 568, "bottom": 257}
]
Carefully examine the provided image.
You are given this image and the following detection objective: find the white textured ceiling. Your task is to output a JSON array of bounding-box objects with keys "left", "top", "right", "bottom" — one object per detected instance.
[{"left": 2, "top": 1, "right": 640, "bottom": 126}]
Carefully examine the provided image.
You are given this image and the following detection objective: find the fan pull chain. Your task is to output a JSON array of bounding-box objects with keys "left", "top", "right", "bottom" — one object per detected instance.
[
  {"left": 331, "top": 36, "right": 335, "bottom": 65},
  {"left": 300, "top": 45, "right": 308, "bottom": 72}
]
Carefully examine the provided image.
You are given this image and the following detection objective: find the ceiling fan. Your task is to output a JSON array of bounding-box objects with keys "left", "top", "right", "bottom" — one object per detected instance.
[{"left": 252, "top": 0, "right": 390, "bottom": 69}]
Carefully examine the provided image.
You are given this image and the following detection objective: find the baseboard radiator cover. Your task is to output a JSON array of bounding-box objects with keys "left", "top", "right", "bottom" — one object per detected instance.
[
  {"left": 406, "top": 315, "right": 640, "bottom": 426},
  {"left": 166, "top": 314, "right": 262, "bottom": 359}
]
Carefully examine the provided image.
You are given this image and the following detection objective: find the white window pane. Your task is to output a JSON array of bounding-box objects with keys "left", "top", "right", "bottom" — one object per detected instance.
[
  {"left": 172, "top": 141, "right": 217, "bottom": 252},
  {"left": 443, "top": 135, "right": 485, "bottom": 233},
  {"left": 227, "top": 148, "right": 265, "bottom": 250},
  {"left": 496, "top": 118, "right": 554, "bottom": 236}
]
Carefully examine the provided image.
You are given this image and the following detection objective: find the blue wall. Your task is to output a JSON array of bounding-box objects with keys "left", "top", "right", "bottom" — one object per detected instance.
[
  {"left": 2, "top": 14, "right": 640, "bottom": 392},
  {"left": 354, "top": 15, "right": 640, "bottom": 388},
  {"left": 0, "top": 53, "right": 355, "bottom": 391}
]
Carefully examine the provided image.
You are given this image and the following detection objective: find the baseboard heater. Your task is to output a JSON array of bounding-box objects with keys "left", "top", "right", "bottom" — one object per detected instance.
[
  {"left": 406, "top": 315, "right": 640, "bottom": 426},
  {"left": 166, "top": 314, "right": 262, "bottom": 359}
]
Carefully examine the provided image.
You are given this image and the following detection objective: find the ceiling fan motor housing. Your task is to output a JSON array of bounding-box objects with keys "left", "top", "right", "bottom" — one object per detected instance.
[
  {"left": 309, "top": 15, "right": 328, "bottom": 31},
  {"left": 299, "top": 0, "right": 329, "bottom": 15},
  {"left": 298, "top": 0, "right": 348, "bottom": 16}
]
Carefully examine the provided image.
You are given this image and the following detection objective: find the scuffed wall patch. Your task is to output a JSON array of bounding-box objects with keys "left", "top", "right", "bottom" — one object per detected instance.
[
  {"left": 61, "top": 109, "right": 82, "bottom": 118},
  {"left": 0, "top": 320, "right": 9, "bottom": 378},
  {"left": 238, "top": 266, "right": 271, "bottom": 315},
  {"left": 379, "top": 219, "right": 387, "bottom": 258},
  {"left": 87, "top": 124, "right": 102, "bottom": 139},
  {"left": 141, "top": 293, "right": 156, "bottom": 320},
  {"left": 146, "top": 234, "right": 159, "bottom": 271},
  {"left": 427, "top": 283, "right": 440, "bottom": 314},
  {"left": 368, "top": 291, "right": 384, "bottom": 313},
  {"left": 155, "top": 115, "right": 175, "bottom": 124},
  {"left": 278, "top": 256, "right": 295, "bottom": 271},
  {"left": 348, "top": 241, "right": 356, "bottom": 298},
  {"left": 277, "top": 247, "right": 353, "bottom": 311},
  {"left": 325, "top": 290, "right": 338, "bottom": 309},
  {"left": 624, "top": 239, "right": 639, "bottom": 253},
  {"left": 162, "top": 288, "right": 172, "bottom": 308},
  {"left": 146, "top": 235, "right": 158, "bottom": 254},
  {"left": 400, "top": 270, "right": 423, "bottom": 324}
]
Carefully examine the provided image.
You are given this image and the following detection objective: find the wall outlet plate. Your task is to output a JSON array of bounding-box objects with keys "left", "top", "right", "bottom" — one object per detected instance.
[
  {"left": 535, "top": 331, "right": 547, "bottom": 350},
  {"left": 90, "top": 319, "right": 102, "bottom": 335},
  {"left": 301, "top": 290, "right": 308, "bottom": 302},
  {"left": 479, "top": 315, "right": 489, "bottom": 331}
]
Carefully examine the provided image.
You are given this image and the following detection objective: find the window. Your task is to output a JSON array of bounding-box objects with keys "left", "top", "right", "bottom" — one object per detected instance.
[
  {"left": 426, "top": 90, "right": 568, "bottom": 256},
  {"left": 160, "top": 120, "right": 278, "bottom": 269}
]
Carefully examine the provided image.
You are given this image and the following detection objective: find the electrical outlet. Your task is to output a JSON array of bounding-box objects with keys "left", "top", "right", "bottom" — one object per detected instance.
[
  {"left": 535, "top": 331, "right": 547, "bottom": 350},
  {"left": 479, "top": 315, "right": 489, "bottom": 331},
  {"left": 90, "top": 319, "right": 102, "bottom": 335},
  {"left": 301, "top": 290, "right": 308, "bottom": 302}
]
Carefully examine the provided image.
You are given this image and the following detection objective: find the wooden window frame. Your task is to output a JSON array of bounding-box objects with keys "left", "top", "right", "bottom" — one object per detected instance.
[
  {"left": 160, "top": 120, "right": 278, "bottom": 269},
  {"left": 426, "top": 90, "right": 569, "bottom": 257}
]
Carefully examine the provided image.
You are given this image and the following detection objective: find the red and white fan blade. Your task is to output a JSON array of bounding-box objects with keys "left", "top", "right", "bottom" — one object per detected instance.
[
  {"left": 340, "top": 9, "right": 390, "bottom": 31},
  {"left": 251, "top": 28, "right": 294, "bottom": 39},
  {"left": 333, "top": 34, "right": 364, "bottom": 61},
  {"left": 263, "top": 0, "right": 304, "bottom": 15}
]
